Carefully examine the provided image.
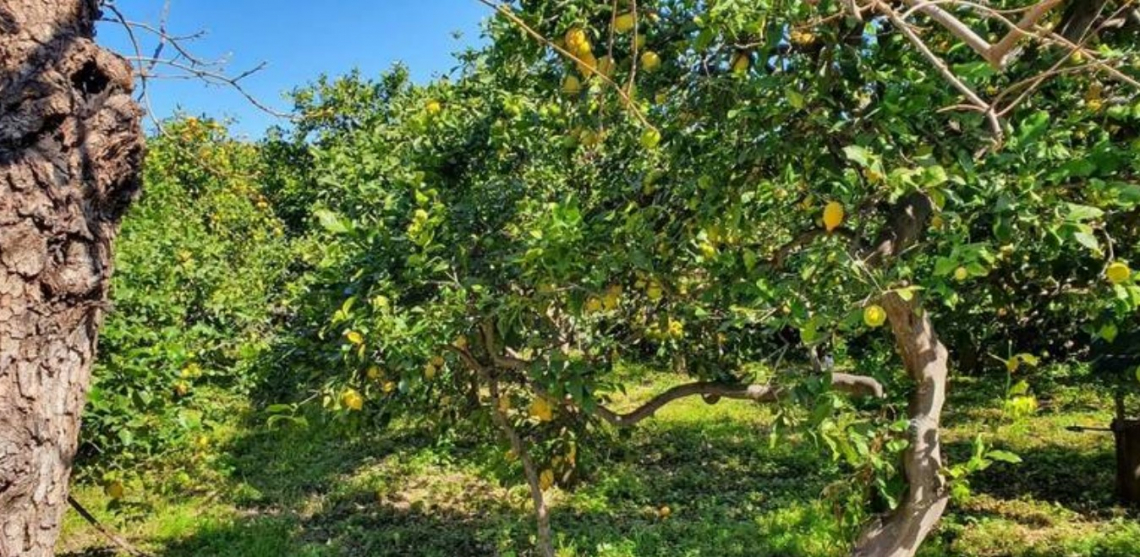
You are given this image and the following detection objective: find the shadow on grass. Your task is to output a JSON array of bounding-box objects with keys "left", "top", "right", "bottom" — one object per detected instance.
[
  {"left": 139, "top": 406, "right": 848, "bottom": 557},
  {"left": 945, "top": 438, "right": 1120, "bottom": 516},
  {"left": 58, "top": 549, "right": 118, "bottom": 557}
]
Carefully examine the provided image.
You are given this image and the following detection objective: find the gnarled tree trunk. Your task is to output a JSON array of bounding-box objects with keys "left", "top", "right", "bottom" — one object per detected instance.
[
  {"left": 0, "top": 1, "right": 143, "bottom": 555},
  {"left": 852, "top": 292, "right": 950, "bottom": 557}
]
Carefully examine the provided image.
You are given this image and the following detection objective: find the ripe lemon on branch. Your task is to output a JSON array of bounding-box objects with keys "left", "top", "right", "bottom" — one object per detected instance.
[
  {"left": 539, "top": 469, "right": 555, "bottom": 491},
  {"left": 614, "top": 13, "right": 636, "bottom": 34},
  {"left": 640, "top": 51, "right": 661, "bottom": 72},
  {"left": 822, "top": 201, "right": 844, "bottom": 232},
  {"left": 863, "top": 304, "right": 887, "bottom": 328},
  {"left": 341, "top": 389, "right": 364, "bottom": 411},
  {"left": 530, "top": 397, "right": 554, "bottom": 422},
  {"left": 1107, "top": 261, "right": 1131, "bottom": 284}
]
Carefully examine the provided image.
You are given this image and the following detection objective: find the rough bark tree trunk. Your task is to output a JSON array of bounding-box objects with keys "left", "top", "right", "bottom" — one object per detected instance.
[
  {"left": 852, "top": 292, "right": 951, "bottom": 557},
  {"left": 0, "top": 1, "right": 144, "bottom": 555}
]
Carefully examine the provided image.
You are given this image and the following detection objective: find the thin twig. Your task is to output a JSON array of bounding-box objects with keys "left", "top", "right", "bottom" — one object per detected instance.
[
  {"left": 876, "top": 0, "right": 1004, "bottom": 143},
  {"left": 68, "top": 495, "right": 153, "bottom": 557}
]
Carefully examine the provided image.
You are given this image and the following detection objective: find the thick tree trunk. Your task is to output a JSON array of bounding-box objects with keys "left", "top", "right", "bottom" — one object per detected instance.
[
  {"left": 0, "top": 1, "right": 143, "bottom": 555},
  {"left": 1114, "top": 419, "right": 1140, "bottom": 505},
  {"left": 852, "top": 292, "right": 950, "bottom": 557}
]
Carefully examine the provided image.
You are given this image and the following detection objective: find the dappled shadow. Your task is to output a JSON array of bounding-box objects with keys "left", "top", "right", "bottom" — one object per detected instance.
[{"left": 140, "top": 406, "right": 847, "bottom": 557}]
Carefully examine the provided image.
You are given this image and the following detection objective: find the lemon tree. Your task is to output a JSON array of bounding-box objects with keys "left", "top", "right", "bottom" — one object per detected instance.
[
  {"left": 267, "top": 2, "right": 1139, "bottom": 555},
  {"left": 84, "top": 118, "right": 294, "bottom": 487}
]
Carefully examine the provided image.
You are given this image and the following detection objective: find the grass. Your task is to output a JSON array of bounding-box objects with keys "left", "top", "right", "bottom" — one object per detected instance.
[{"left": 58, "top": 370, "right": 1140, "bottom": 557}]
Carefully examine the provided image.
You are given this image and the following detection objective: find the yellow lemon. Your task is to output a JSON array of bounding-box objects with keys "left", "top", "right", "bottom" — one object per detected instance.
[
  {"left": 731, "top": 53, "right": 751, "bottom": 74},
  {"left": 530, "top": 398, "right": 554, "bottom": 422},
  {"left": 424, "top": 363, "right": 437, "bottom": 381},
  {"left": 383, "top": 381, "right": 397, "bottom": 394},
  {"left": 1107, "top": 261, "right": 1131, "bottom": 284},
  {"left": 640, "top": 51, "right": 661, "bottom": 72},
  {"left": 658, "top": 505, "right": 672, "bottom": 518},
  {"left": 585, "top": 297, "right": 604, "bottom": 314},
  {"left": 431, "top": 355, "right": 445, "bottom": 367},
  {"left": 790, "top": 30, "right": 815, "bottom": 46},
  {"left": 425, "top": 100, "right": 442, "bottom": 115},
  {"left": 822, "top": 201, "right": 844, "bottom": 232},
  {"left": 863, "top": 304, "right": 887, "bottom": 328},
  {"left": 561, "top": 75, "right": 582, "bottom": 96},
  {"left": 576, "top": 51, "right": 598, "bottom": 76},
  {"left": 105, "top": 481, "right": 125, "bottom": 500},
  {"left": 614, "top": 13, "right": 636, "bottom": 34},
  {"left": 341, "top": 389, "right": 364, "bottom": 411},
  {"left": 366, "top": 366, "right": 383, "bottom": 381},
  {"left": 641, "top": 128, "right": 662, "bottom": 149},
  {"left": 539, "top": 469, "right": 555, "bottom": 491},
  {"left": 345, "top": 331, "right": 364, "bottom": 346},
  {"left": 565, "top": 27, "right": 590, "bottom": 55},
  {"left": 954, "top": 267, "right": 969, "bottom": 282},
  {"left": 603, "top": 285, "right": 622, "bottom": 310},
  {"left": 647, "top": 283, "right": 663, "bottom": 301}
]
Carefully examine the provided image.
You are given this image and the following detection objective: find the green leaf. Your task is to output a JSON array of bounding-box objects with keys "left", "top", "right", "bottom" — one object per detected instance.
[
  {"left": 1072, "top": 230, "right": 1100, "bottom": 252},
  {"left": 1065, "top": 203, "right": 1104, "bottom": 222},
  {"left": 315, "top": 209, "right": 350, "bottom": 234},
  {"left": 843, "top": 145, "right": 873, "bottom": 167},
  {"left": 1016, "top": 111, "right": 1050, "bottom": 146},
  {"left": 986, "top": 450, "right": 1023, "bottom": 464}
]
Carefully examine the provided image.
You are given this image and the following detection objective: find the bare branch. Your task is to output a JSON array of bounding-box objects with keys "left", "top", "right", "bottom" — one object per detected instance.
[
  {"left": 99, "top": 0, "right": 290, "bottom": 129},
  {"left": 899, "top": 0, "right": 995, "bottom": 61},
  {"left": 987, "top": 0, "right": 1065, "bottom": 67}
]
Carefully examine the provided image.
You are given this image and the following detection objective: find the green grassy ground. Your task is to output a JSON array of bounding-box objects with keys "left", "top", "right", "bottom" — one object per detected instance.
[{"left": 58, "top": 371, "right": 1140, "bottom": 557}]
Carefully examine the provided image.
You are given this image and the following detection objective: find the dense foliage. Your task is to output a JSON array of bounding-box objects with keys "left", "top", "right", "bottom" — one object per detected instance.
[
  {"left": 84, "top": 1, "right": 1139, "bottom": 553},
  {"left": 83, "top": 119, "right": 294, "bottom": 483}
]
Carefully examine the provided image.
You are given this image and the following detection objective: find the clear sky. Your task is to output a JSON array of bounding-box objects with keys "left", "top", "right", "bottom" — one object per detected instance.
[{"left": 97, "top": 1, "right": 489, "bottom": 138}]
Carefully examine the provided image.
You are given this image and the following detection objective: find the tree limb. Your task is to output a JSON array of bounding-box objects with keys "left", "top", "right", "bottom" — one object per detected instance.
[{"left": 592, "top": 372, "right": 885, "bottom": 428}]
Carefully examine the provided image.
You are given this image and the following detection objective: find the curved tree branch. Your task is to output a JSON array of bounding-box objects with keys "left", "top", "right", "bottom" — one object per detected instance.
[
  {"left": 593, "top": 372, "right": 885, "bottom": 428},
  {"left": 470, "top": 322, "right": 885, "bottom": 429}
]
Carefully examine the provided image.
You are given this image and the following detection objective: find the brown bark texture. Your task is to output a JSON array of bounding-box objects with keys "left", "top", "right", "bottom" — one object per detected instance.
[
  {"left": 852, "top": 292, "right": 951, "bottom": 557},
  {"left": 0, "top": 1, "right": 143, "bottom": 555}
]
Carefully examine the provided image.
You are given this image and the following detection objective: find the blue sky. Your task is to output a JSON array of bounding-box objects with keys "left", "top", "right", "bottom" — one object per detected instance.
[{"left": 97, "top": 1, "right": 489, "bottom": 137}]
